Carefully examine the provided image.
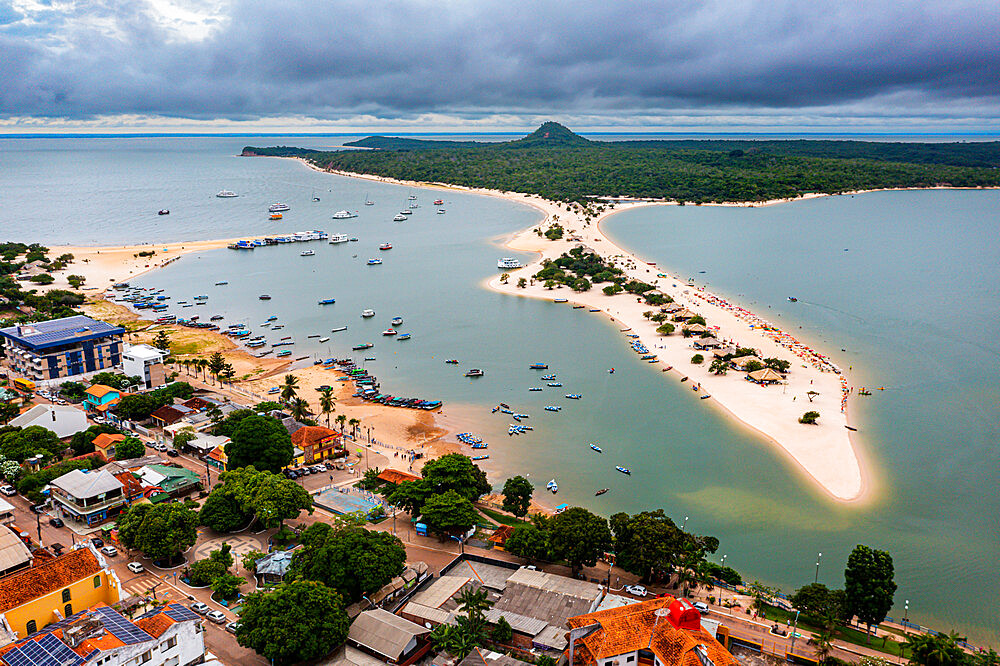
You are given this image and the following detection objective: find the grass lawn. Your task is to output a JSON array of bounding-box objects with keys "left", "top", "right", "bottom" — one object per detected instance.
[
  {"left": 762, "top": 604, "right": 905, "bottom": 657},
  {"left": 479, "top": 507, "right": 523, "bottom": 527}
]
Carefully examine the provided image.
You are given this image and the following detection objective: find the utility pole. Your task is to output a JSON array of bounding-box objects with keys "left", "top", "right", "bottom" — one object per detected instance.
[
  {"left": 788, "top": 610, "right": 800, "bottom": 658},
  {"left": 815, "top": 552, "right": 823, "bottom": 583}
]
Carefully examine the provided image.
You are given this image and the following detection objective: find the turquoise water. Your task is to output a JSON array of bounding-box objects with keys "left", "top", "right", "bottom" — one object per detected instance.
[{"left": 1, "top": 138, "right": 997, "bottom": 645}]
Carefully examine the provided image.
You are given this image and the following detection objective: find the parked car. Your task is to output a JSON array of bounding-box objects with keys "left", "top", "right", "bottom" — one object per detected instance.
[
  {"left": 693, "top": 601, "right": 710, "bottom": 615},
  {"left": 153, "top": 443, "right": 169, "bottom": 452},
  {"left": 206, "top": 610, "right": 227, "bottom": 624},
  {"left": 127, "top": 562, "right": 145, "bottom": 574},
  {"left": 167, "top": 449, "right": 180, "bottom": 457},
  {"left": 100, "top": 546, "right": 118, "bottom": 557},
  {"left": 625, "top": 584, "right": 648, "bottom": 597},
  {"left": 48, "top": 517, "right": 64, "bottom": 528},
  {"left": 190, "top": 602, "right": 210, "bottom": 615},
  {"left": 225, "top": 622, "right": 241, "bottom": 634},
  {"left": 0, "top": 485, "right": 15, "bottom": 496},
  {"left": 90, "top": 537, "right": 104, "bottom": 548}
]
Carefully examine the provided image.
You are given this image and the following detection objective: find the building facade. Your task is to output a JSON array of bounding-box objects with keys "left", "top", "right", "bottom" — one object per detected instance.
[
  {"left": 291, "top": 425, "right": 344, "bottom": 463},
  {"left": 0, "top": 316, "right": 126, "bottom": 385},
  {"left": 49, "top": 470, "right": 126, "bottom": 527},
  {"left": 121, "top": 344, "right": 168, "bottom": 390},
  {"left": 82, "top": 385, "right": 121, "bottom": 414}
]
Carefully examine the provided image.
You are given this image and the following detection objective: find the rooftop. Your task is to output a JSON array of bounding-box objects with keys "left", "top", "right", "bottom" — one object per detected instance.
[
  {"left": 347, "top": 608, "right": 429, "bottom": 661},
  {"left": 0, "top": 316, "right": 125, "bottom": 351},
  {"left": 92, "top": 433, "right": 125, "bottom": 450},
  {"left": 377, "top": 469, "right": 421, "bottom": 485},
  {"left": 50, "top": 469, "right": 123, "bottom": 499},
  {"left": 83, "top": 385, "right": 117, "bottom": 399},
  {"left": 123, "top": 344, "right": 167, "bottom": 362},
  {"left": 0, "top": 548, "right": 101, "bottom": 614},
  {"left": 291, "top": 425, "right": 340, "bottom": 448},
  {"left": 0, "top": 527, "right": 31, "bottom": 574}
]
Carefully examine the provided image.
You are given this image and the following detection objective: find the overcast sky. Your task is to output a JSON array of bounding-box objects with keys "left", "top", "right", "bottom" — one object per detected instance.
[{"left": 2, "top": 0, "right": 998, "bottom": 132}]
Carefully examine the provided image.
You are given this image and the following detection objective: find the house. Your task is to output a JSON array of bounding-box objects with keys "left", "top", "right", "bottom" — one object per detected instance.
[
  {"left": 347, "top": 608, "right": 431, "bottom": 664},
  {"left": 487, "top": 525, "right": 516, "bottom": 551},
  {"left": 82, "top": 384, "right": 121, "bottom": 414},
  {"left": 49, "top": 469, "right": 126, "bottom": 527},
  {"left": 206, "top": 446, "right": 228, "bottom": 471},
  {"left": 459, "top": 648, "right": 528, "bottom": 666},
  {"left": 252, "top": 547, "right": 300, "bottom": 586},
  {"left": 691, "top": 337, "right": 723, "bottom": 350},
  {"left": 377, "top": 469, "right": 421, "bottom": 485},
  {"left": 747, "top": 368, "right": 784, "bottom": 385},
  {"left": 291, "top": 425, "right": 344, "bottom": 464},
  {"left": 0, "top": 315, "right": 126, "bottom": 385},
  {"left": 267, "top": 410, "right": 306, "bottom": 437},
  {"left": 121, "top": 343, "right": 168, "bottom": 389},
  {"left": 369, "top": 562, "right": 430, "bottom": 607},
  {"left": 92, "top": 433, "right": 125, "bottom": 460},
  {"left": 730, "top": 355, "right": 763, "bottom": 371},
  {"left": 176, "top": 432, "right": 229, "bottom": 457},
  {"left": 566, "top": 597, "right": 736, "bottom": 666},
  {"left": 135, "top": 465, "right": 200, "bottom": 499},
  {"left": 10, "top": 405, "right": 88, "bottom": 439},
  {"left": 0, "top": 601, "right": 204, "bottom": 666},
  {"left": 0, "top": 501, "right": 16, "bottom": 528},
  {"left": 0, "top": 548, "right": 121, "bottom": 639},
  {"left": 0, "top": 527, "right": 31, "bottom": 578},
  {"left": 112, "top": 471, "right": 145, "bottom": 503},
  {"left": 149, "top": 404, "right": 194, "bottom": 428}
]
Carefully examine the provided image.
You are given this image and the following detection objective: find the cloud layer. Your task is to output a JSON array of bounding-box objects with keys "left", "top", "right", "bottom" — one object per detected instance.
[{"left": 2, "top": 0, "right": 999, "bottom": 128}]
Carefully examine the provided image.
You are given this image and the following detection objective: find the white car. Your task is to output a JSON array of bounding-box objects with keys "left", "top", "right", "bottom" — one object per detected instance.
[
  {"left": 206, "top": 610, "right": 227, "bottom": 624},
  {"left": 100, "top": 546, "right": 118, "bottom": 557},
  {"left": 153, "top": 443, "right": 169, "bottom": 452},
  {"left": 693, "top": 601, "right": 710, "bottom": 614},
  {"left": 625, "top": 584, "right": 648, "bottom": 597},
  {"left": 0, "top": 486, "right": 15, "bottom": 497},
  {"left": 127, "top": 562, "right": 145, "bottom": 574}
]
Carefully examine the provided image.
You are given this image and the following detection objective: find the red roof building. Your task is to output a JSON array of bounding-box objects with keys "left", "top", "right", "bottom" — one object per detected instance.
[
  {"left": 377, "top": 469, "right": 422, "bottom": 485},
  {"left": 290, "top": 425, "right": 343, "bottom": 464},
  {"left": 92, "top": 433, "right": 125, "bottom": 460}
]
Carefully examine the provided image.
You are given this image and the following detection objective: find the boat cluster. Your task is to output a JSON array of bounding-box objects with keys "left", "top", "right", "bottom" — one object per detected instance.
[
  {"left": 228, "top": 230, "right": 329, "bottom": 250},
  {"left": 630, "top": 340, "right": 657, "bottom": 362},
  {"left": 334, "top": 360, "right": 442, "bottom": 410},
  {"left": 456, "top": 433, "right": 488, "bottom": 450}
]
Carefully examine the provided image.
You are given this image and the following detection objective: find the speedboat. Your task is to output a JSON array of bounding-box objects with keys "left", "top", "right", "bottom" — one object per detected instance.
[
  {"left": 465, "top": 369, "right": 484, "bottom": 377},
  {"left": 382, "top": 329, "right": 397, "bottom": 336},
  {"left": 547, "top": 382, "right": 563, "bottom": 387},
  {"left": 157, "top": 209, "right": 170, "bottom": 215},
  {"left": 437, "top": 209, "right": 446, "bottom": 214},
  {"left": 210, "top": 315, "right": 224, "bottom": 321},
  {"left": 318, "top": 298, "right": 336, "bottom": 305},
  {"left": 546, "top": 479, "right": 558, "bottom": 493},
  {"left": 332, "top": 326, "right": 348, "bottom": 332},
  {"left": 590, "top": 444, "right": 602, "bottom": 452},
  {"left": 544, "top": 406, "right": 561, "bottom": 412},
  {"left": 259, "top": 294, "right": 272, "bottom": 300},
  {"left": 445, "top": 359, "right": 459, "bottom": 364},
  {"left": 393, "top": 214, "right": 407, "bottom": 221},
  {"left": 367, "top": 258, "right": 382, "bottom": 265},
  {"left": 788, "top": 296, "right": 798, "bottom": 302},
  {"left": 215, "top": 281, "right": 228, "bottom": 286},
  {"left": 216, "top": 190, "right": 238, "bottom": 198},
  {"left": 528, "top": 387, "right": 543, "bottom": 391},
  {"left": 408, "top": 195, "right": 417, "bottom": 200},
  {"left": 498, "top": 257, "right": 522, "bottom": 269},
  {"left": 300, "top": 250, "right": 315, "bottom": 256},
  {"left": 400, "top": 210, "right": 412, "bottom": 215},
  {"left": 269, "top": 213, "right": 282, "bottom": 220},
  {"left": 391, "top": 317, "right": 403, "bottom": 326},
  {"left": 616, "top": 466, "right": 631, "bottom": 475},
  {"left": 409, "top": 203, "right": 419, "bottom": 209},
  {"left": 380, "top": 243, "right": 392, "bottom": 250},
  {"left": 361, "top": 309, "right": 375, "bottom": 318},
  {"left": 329, "top": 234, "right": 350, "bottom": 244},
  {"left": 433, "top": 199, "right": 443, "bottom": 205},
  {"left": 332, "top": 210, "right": 357, "bottom": 219},
  {"left": 269, "top": 203, "right": 290, "bottom": 212},
  {"left": 565, "top": 394, "right": 582, "bottom": 399},
  {"left": 266, "top": 315, "right": 278, "bottom": 321},
  {"left": 595, "top": 488, "right": 609, "bottom": 496},
  {"left": 540, "top": 374, "right": 556, "bottom": 380},
  {"left": 529, "top": 363, "right": 548, "bottom": 370},
  {"left": 319, "top": 337, "right": 330, "bottom": 342},
  {"left": 353, "top": 343, "right": 373, "bottom": 350},
  {"left": 397, "top": 333, "right": 411, "bottom": 340}
]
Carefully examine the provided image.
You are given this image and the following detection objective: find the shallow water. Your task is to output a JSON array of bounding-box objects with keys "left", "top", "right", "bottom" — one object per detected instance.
[{"left": 2, "top": 137, "right": 997, "bottom": 644}]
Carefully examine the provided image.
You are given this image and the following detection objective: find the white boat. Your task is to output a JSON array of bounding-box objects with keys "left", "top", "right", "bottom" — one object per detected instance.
[
  {"left": 364, "top": 193, "right": 374, "bottom": 206},
  {"left": 300, "top": 249, "right": 315, "bottom": 256},
  {"left": 400, "top": 210, "right": 412, "bottom": 215},
  {"left": 393, "top": 214, "right": 407, "bottom": 221},
  {"left": 408, "top": 203, "right": 419, "bottom": 209},
  {"left": 546, "top": 479, "right": 558, "bottom": 493},
  {"left": 391, "top": 316, "right": 403, "bottom": 326},
  {"left": 498, "top": 257, "right": 522, "bottom": 269},
  {"left": 269, "top": 203, "right": 290, "bottom": 212},
  {"left": 382, "top": 328, "right": 397, "bottom": 336},
  {"left": 332, "top": 210, "right": 358, "bottom": 219},
  {"left": 332, "top": 326, "right": 348, "bottom": 332},
  {"left": 216, "top": 190, "right": 238, "bottom": 198},
  {"left": 408, "top": 195, "right": 417, "bottom": 200},
  {"left": 328, "top": 234, "right": 350, "bottom": 244},
  {"left": 438, "top": 209, "right": 446, "bottom": 214},
  {"left": 361, "top": 309, "right": 375, "bottom": 318},
  {"left": 367, "top": 258, "right": 382, "bottom": 265},
  {"left": 319, "top": 337, "right": 330, "bottom": 343}
]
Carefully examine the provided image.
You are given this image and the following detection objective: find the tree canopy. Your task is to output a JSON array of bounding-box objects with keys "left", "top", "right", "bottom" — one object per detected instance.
[
  {"left": 504, "top": 521, "right": 550, "bottom": 563},
  {"left": 844, "top": 544, "right": 897, "bottom": 640},
  {"left": 548, "top": 507, "right": 611, "bottom": 574},
  {"left": 200, "top": 466, "right": 311, "bottom": 531},
  {"left": 501, "top": 475, "right": 533, "bottom": 519},
  {"left": 421, "top": 453, "right": 492, "bottom": 501},
  {"left": 421, "top": 489, "right": 479, "bottom": 536},
  {"left": 114, "top": 437, "right": 144, "bottom": 460},
  {"left": 0, "top": 425, "right": 65, "bottom": 462},
  {"left": 225, "top": 414, "right": 293, "bottom": 472},
  {"left": 116, "top": 502, "right": 198, "bottom": 561}
]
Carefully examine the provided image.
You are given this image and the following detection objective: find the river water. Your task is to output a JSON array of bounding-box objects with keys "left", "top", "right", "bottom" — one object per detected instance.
[{"left": 1, "top": 136, "right": 997, "bottom": 644}]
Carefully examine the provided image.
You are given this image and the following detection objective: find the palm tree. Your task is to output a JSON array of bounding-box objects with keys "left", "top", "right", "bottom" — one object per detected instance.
[
  {"left": 335, "top": 414, "right": 347, "bottom": 433},
  {"left": 348, "top": 418, "right": 360, "bottom": 438},
  {"left": 709, "top": 357, "right": 729, "bottom": 375},
  {"left": 280, "top": 374, "right": 299, "bottom": 403},
  {"left": 289, "top": 397, "right": 310, "bottom": 422},
  {"left": 197, "top": 359, "right": 209, "bottom": 382},
  {"left": 318, "top": 389, "right": 335, "bottom": 427}
]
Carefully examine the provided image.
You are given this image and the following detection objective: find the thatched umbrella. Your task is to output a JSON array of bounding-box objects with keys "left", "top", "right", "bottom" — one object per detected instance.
[
  {"left": 748, "top": 368, "right": 784, "bottom": 383},
  {"left": 732, "top": 355, "right": 763, "bottom": 369},
  {"left": 684, "top": 323, "right": 708, "bottom": 334}
]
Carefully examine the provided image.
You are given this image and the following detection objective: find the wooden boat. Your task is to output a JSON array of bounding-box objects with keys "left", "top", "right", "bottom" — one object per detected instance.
[
  {"left": 465, "top": 369, "right": 484, "bottom": 377},
  {"left": 529, "top": 363, "right": 548, "bottom": 370},
  {"left": 595, "top": 488, "right": 609, "bottom": 496}
]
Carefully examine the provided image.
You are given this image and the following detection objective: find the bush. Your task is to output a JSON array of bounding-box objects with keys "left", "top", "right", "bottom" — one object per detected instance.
[
  {"left": 691, "top": 354, "right": 704, "bottom": 364},
  {"left": 799, "top": 411, "right": 820, "bottom": 424},
  {"left": 29, "top": 274, "right": 54, "bottom": 285}
]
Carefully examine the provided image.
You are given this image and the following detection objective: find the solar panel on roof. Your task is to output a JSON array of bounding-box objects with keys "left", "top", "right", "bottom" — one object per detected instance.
[
  {"left": 20, "top": 642, "right": 45, "bottom": 663},
  {"left": 37, "top": 633, "right": 83, "bottom": 666},
  {"left": 1, "top": 646, "right": 32, "bottom": 666},
  {"left": 93, "top": 606, "right": 154, "bottom": 645},
  {"left": 163, "top": 604, "right": 200, "bottom": 622}
]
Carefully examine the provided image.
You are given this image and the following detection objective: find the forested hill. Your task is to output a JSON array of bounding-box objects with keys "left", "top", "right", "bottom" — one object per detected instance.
[{"left": 243, "top": 122, "right": 1000, "bottom": 204}]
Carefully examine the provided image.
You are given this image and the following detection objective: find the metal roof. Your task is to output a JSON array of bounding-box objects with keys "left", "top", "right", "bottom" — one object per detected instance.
[
  {"left": 506, "top": 567, "right": 603, "bottom": 599},
  {"left": 0, "top": 527, "right": 31, "bottom": 573},
  {"left": 347, "top": 609, "right": 429, "bottom": 660},
  {"left": 401, "top": 602, "right": 453, "bottom": 626},
  {"left": 533, "top": 624, "right": 569, "bottom": 650},
  {"left": 483, "top": 608, "right": 549, "bottom": 636},
  {"left": 50, "top": 469, "right": 122, "bottom": 499},
  {"left": 408, "top": 575, "right": 471, "bottom": 609},
  {"left": 0, "top": 316, "right": 125, "bottom": 351}
]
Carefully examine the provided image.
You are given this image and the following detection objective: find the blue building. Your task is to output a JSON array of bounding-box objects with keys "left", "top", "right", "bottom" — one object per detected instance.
[{"left": 0, "top": 315, "right": 126, "bottom": 384}]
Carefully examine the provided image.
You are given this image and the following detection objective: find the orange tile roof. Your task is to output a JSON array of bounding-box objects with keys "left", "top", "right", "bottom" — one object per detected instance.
[
  {"left": 0, "top": 548, "right": 102, "bottom": 613},
  {"left": 291, "top": 425, "right": 340, "bottom": 448},
  {"left": 488, "top": 525, "right": 515, "bottom": 544},
  {"left": 85, "top": 385, "right": 117, "bottom": 399},
  {"left": 567, "top": 597, "right": 735, "bottom": 666},
  {"left": 93, "top": 433, "right": 125, "bottom": 449},
  {"left": 207, "top": 446, "right": 227, "bottom": 462},
  {"left": 377, "top": 469, "right": 421, "bottom": 484},
  {"left": 135, "top": 612, "right": 177, "bottom": 638}
]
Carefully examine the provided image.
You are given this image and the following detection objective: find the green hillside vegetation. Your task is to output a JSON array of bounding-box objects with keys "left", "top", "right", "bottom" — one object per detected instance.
[{"left": 243, "top": 122, "right": 1000, "bottom": 204}]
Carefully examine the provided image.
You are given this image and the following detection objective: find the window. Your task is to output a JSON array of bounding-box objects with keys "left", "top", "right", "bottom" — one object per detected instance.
[
  {"left": 64, "top": 603, "right": 72, "bottom": 617},
  {"left": 162, "top": 636, "right": 177, "bottom": 650},
  {"left": 94, "top": 575, "right": 102, "bottom": 588},
  {"left": 140, "top": 650, "right": 152, "bottom": 663},
  {"left": 25, "top": 620, "right": 36, "bottom": 634},
  {"left": 627, "top": 658, "right": 636, "bottom": 663},
  {"left": 61, "top": 589, "right": 71, "bottom": 603}
]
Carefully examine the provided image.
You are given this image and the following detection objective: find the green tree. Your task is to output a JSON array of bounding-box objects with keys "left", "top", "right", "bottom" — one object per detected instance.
[
  {"left": 117, "top": 503, "right": 198, "bottom": 563},
  {"left": 791, "top": 583, "right": 848, "bottom": 620},
  {"left": 318, "top": 388, "right": 335, "bottom": 427},
  {"left": 0, "top": 425, "right": 64, "bottom": 462},
  {"left": 492, "top": 615, "right": 513, "bottom": 643},
  {"left": 237, "top": 580, "right": 349, "bottom": 665},
  {"left": 280, "top": 374, "right": 299, "bottom": 403},
  {"left": 691, "top": 354, "right": 704, "bottom": 364},
  {"left": 709, "top": 357, "right": 729, "bottom": 375},
  {"left": 212, "top": 408, "right": 256, "bottom": 437},
  {"left": 226, "top": 414, "right": 293, "bottom": 472},
  {"left": 656, "top": 322, "right": 675, "bottom": 335},
  {"left": 844, "top": 544, "right": 897, "bottom": 642},
  {"left": 211, "top": 572, "right": 244, "bottom": 600},
  {"left": 610, "top": 509, "right": 690, "bottom": 583},
  {"left": 903, "top": 631, "right": 968, "bottom": 666},
  {"left": 207, "top": 352, "right": 226, "bottom": 381},
  {"left": 0, "top": 403, "right": 19, "bottom": 425},
  {"left": 68, "top": 424, "right": 121, "bottom": 456},
  {"left": 501, "top": 475, "right": 533, "bottom": 520},
  {"left": 115, "top": 436, "right": 144, "bottom": 460},
  {"left": 335, "top": 413, "right": 347, "bottom": 432},
  {"left": 421, "top": 453, "right": 491, "bottom": 502},
  {"left": 764, "top": 357, "right": 791, "bottom": 373},
  {"left": 241, "top": 549, "right": 267, "bottom": 573},
  {"left": 455, "top": 586, "right": 493, "bottom": 646},
  {"left": 199, "top": 482, "right": 253, "bottom": 533},
  {"left": 516, "top": 277, "right": 527, "bottom": 288},
  {"left": 248, "top": 471, "right": 313, "bottom": 529},
  {"left": 386, "top": 480, "right": 432, "bottom": 516},
  {"left": 744, "top": 360, "right": 765, "bottom": 373},
  {"left": 152, "top": 330, "right": 171, "bottom": 352},
  {"left": 114, "top": 393, "right": 157, "bottom": 421},
  {"left": 549, "top": 507, "right": 611, "bottom": 575},
  {"left": 173, "top": 426, "right": 197, "bottom": 451},
  {"left": 504, "top": 522, "right": 550, "bottom": 563},
  {"left": 800, "top": 411, "right": 820, "bottom": 424},
  {"left": 288, "top": 397, "right": 310, "bottom": 422},
  {"left": 421, "top": 489, "right": 478, "bottom": 535}
]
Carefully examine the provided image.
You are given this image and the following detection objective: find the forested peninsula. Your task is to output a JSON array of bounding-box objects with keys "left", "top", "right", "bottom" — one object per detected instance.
[{"left": 243, "top": 122, "right": 1000, "bottom": 204}]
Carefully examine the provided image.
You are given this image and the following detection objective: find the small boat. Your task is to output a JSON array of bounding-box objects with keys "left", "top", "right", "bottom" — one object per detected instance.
[
  {"left": 364, "top": 356, "right": 376, "bottom": 361},
  {"left": 497, "top": 257, "right": 522, "bottom": 269},
  {"left": 307, "top": 334, "right": 320, "bottom": 338},
  {"left": 329, "top": 234, "right": 350, "bottom": 244},
  {"left": 400, "top": 210, "right": 412, "bottom": 215},
  {"left": 616, "top": 466, "right": 631, "bottom": 475},
  {"left": 547, "top": 382, "right": 562, "bottom": 387},
  {"left": 353, "top": 343, "right": 374, "bottom": 350},
  {"left": 565, "top": 394, "right": 582, "bottom": 400},
  {"left": 465, "top": 369, "right": 484, "bottom": 377},
  {"left": 437, "top": 209, "right": 446, "bottom": 214},
  {"left": 215, "top": 281, "right": 228, "bottom": 286},
  {"left": 361, "top": 309, "right": 375, "bottom": 318},
  {"left": 210, "top": 315, "right": 224, "bottom": 321},
  {"left": 445, "top": 359, "right": 459, "bottom": 364},
  {"left": 269, "top": 203, "right": 290, "bottom": 212},
  {"left": 397, "top": 333, "right": 411, "bottom": 340},
  {"left": 216, "top": 190, "right": 238, "bottom": 198},
  {"left": 332, "top": 210, "right": 358, "bottom": 219},
  {"left": 595, "top": 488, "right": 609, "bottom": 496},
  {"left": 380, "top": 243, "right": 392, "bottom": 250},
  {"left": 382, "top": 329, "right": 397, "bottom": 336},
  {"left": 700, "top": 394, "right": 711, "bottom": 400},
  {"left": 529, "top": 363, "right": 549, "bottom": 370},
  {"left": 540, "top": 374, "right": 556, "bottom": 380},
  {"left": 364, "top": 195, "right": 374, "bottom": 206},
  {"left": 319, "top": 337, "right": 330, "bottom": 343},
  {"left": 471, "top": 455, "right": 489, "bottom": 461},
  {"left": 269, "top": 213, "right": 283, "bottom": 220},
  {"left": 331, "top": 326, "right": 348, "bottom": 332},
  {"left": 267, "top": 387, "right": 280, "bottom": 394},
  {"left": 194, "top": 295, "right": 208, "bottom": 300},
  {"left": 276, "top": 350, "right": 292, "bottom": 357},
  {"left": 318, "top": 298, "right": 336, "bottom": 305},
  {"left": 259, "top": 294, "right": 271, "bottom": 300},
  {"left": 300, "top": 250, "right": 315, "bottom": 256},
  {"left": 367, "top": 258, "right": 382, "bottom": 265},
  {"left": 272, "top": 325, "right": 284, "bottom": 330},
  {"left": 391, "top": 316, "right": 403, "bottom": 326},
  {"left": 845, "top": 425, "right": 858, "bottom": 432},
  {"left": 433, "top": 199, "right": 444, "bottom": 205},
  {"left": 528, "top": 387, "right": 543, "bottom": 391},
  {"left": 499, "top": 403, "right": 510, "bottom": 409},
  {"left": 393, "top": 214, "right": 407, "bottom": 221},
  {"left": 590, "top": 444, "right": 602, "bottom": 452},
  {"left": 157, "top": 209, "right": 170, "bottom": 215},
  {"left": 788, "top": 296, "right": 798, "bottom": 302},
  {"left": 546, "top": 479, "right": 558, "bottom": 494},
  {"left": 350, "top": 237, "right": 359, "bottom": 242},
  {"left": 553, "top": 298, "right": 568, "bottom": 303},
  {"left": 544, "top": 406, "right": 561, "bottom": 412},
  {"left": 266, "top": 315, "right": 278, "bottom": 321}
]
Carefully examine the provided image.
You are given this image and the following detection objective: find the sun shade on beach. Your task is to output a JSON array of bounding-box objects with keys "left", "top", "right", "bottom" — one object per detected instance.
[{"left": 747, "top": 368, "right": 784, "bottom": 383}]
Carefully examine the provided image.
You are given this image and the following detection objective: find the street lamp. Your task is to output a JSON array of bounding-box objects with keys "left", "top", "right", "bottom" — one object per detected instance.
[
  {"left": 815, "top": 552, "right": 823, "bottom": 583},
  {"left": 682, "top": 516, "right": 689, "bottom": 531},
  {"left": 904, "top": 599, "right": 909, "bottom": 624}
]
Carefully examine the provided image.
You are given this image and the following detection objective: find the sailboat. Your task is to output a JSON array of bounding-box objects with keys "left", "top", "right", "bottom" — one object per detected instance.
[
  {"left": 364, "top": 192, "right": 374, "bottom": 206},
  {"left": 312, "top": 189, "right": 321, "bottom": 202}
]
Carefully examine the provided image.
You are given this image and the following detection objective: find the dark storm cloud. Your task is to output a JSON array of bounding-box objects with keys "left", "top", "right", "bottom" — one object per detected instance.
[{"left": 1, "top": 0, "right": 998, "bottom": 122}]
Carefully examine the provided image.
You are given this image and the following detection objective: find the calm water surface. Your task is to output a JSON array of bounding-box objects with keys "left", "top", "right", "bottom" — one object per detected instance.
[{"left": 1, "top": 138, "right": 997, "bottom": 644}]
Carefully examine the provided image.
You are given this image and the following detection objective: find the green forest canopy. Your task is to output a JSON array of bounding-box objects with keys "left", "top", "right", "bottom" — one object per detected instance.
[{"left": 244, "top": 122, "right": 1000, "bottom": 204}]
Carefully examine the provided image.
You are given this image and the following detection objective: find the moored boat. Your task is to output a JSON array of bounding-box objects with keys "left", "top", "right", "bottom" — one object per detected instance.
[
  {"left": 565, "top": 393, "right": 582, "bottom": 399},
  {"left": 497, "top": 257, "right": 522, "bottom": 269},
  {"left": 616, "top": 466, "right": 631, "bottom": 475},
  {"left": 352, "top": 343, "right": 374, "bottom": 350},
  {"left": 157, "top": 209, "right": 170, "bottom": 215},
  {"left": 397, "top": 333, "right": 411, "bottom": 340},
  {"left": 329, "top": 234, "right": 350, "bottom": 244},
  {"left": 529, "top": 363, "right": 548, "bottom": 369},
  {"left": 382, "top": 329, "right": 397, "bottom": 336},
  {"left": 332, "top": 326, "right": 348, "bottom": 332},
  {"left": 590, "top": 443, "right": 602, "bottom": 452},
  {"left": 361, "top": 309, "right": 375, "bottom": 318},
  {"left": 380, "top": 243, "right": 392, "bottom": 250},
  {"left": 393, "top": 214, "right": 407, "bottom": 221},
  {"left": 216, "top": 190, "right": 238, "bottom": 198},
  {"left": 391, "top": 316, "right": 403, "bottom": 326},
  {"left": 367, "top": 258, "right": 382, "bottom": 265},
  {"left": 546, "top": 479, "right": 558, "bottom": 493},
  {"left": 319, "top": 337, "right": 330, "bottom": 343},
  {"left": 595, "top": 488, "right": 609, "bottom": 496},
  {"left": 259, "top": 294, "right": 271, "bottom": 300},
  {"left": 332, "top": 210, "right": 358, "bottom": 219},
  {"left": 318, "top": 298, "right": 336, "bottom": 305},
  {"left": 300, "top": 249, "right": 315, "bottom": 256},
  {"left": 269, "top": 213, "right": 282, "bottom": 220},
  {"left": 465, "top": 368, "right": 484, "bottom": 377},
  {"left": 433, "top": 199, "right": 444, "bottom": 205},
  {"left": 269, "top": 203, "right": 290, "bottom": 212}
]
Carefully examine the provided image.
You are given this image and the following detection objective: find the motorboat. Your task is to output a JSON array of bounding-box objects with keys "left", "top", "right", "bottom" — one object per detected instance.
[
  {"left": 269, "top": 213, "right": 283, "bottom": 220},
  {"left": 590, "top": 444, "right": 602, "bottom": 452},
  {"left": 210, "top": 315, "right": 224, "bottom": 321},
  {"left": 269, "top": 203, "right": 290, "bottom": 212},
  {"left": 540, "top": 374, "right": 556, "bottom": 380},
  {"left": 397, "top": 333, "right": 411, "bottom": 340},
  {"left": 445, "top": 359, "right": 459, "bottom": 364},
  {"left": 528, "top": 387, "right": 543, "bottom": 391},
  {"left": 329, "top": 234, "right": 350, "bottom": 244},
  {"left": 216, "top": 190, "right": 238, "bottom": 198},
  {"left": 350, "top": 237, "right": 359, "bottom": 242},
  {"left": 319, "top": 337, "right": 330, "bottom": 343},
  {"left": 616, "top": 466, "right": 631, "bottom": 475},
  {"left": 300, "top": 249, "right": 315, "bottom": 256},
  {"left": 332, "top": 210, "right": 357, "bottom": 219},
  {"left": 529, "top": 363, "right": 548, "bottom": 370},
  {"left": 546, "top": 479, "right": 558, "bottom": 494},
  {"left": 498, "top": 257, "right": 522, "bottom": 269},
  {"left": 266, "top": 315, "right": 278, "bottom": 321},
  {"left": 408, "top": 195, "right": 417, "bottom": 200},
  {"left": 361, "top": 309, "right": 375, "bottom": 318},
  {"left": 332, "top": 326, "right": 348, "bottom": 332},
  {"left": 391, "top": 316, "right": 403, "bottom": 326},
  {"left": 380, "top": 243, "right": 392, "bottom": 250},
  {"left": 367, "top": 258, "right": 382, "bottom": 265},
  {"left": 215, "top": 281, "right": 228, "bottom": 285},
  {"left": 400, "top": 210, "right": 412, "bottom": 215},
  {"left": 259, "top": 294, "right": 271, "bottom": 300},
  {"left": 595, "top": 488, "right": 609, "bottom": 496},
  {"left": 788, "top": 296, "right": 798, "bottom": 302},
  {"left": 382, "top": 328, "right": 397, "bottom": 336},
  {"left": 393, "top": 214, "right": 407, "bottom": 221},
  {"left": 465, "top": 369, "right": 484, "bottom": 377},
  {"left": 318, "top": 298, "right": 336, "bottom": 305},
  {"left": 353, "top": 343, "right": 374, "bottom": 350},
  {"left": 565, "top": 393, "right": 582, "bottom": 399},
  {"left": 544, "top": 406, "right": 561, "bottom": 412},
  {"left": 433, "top": 199, "right": 444, "bottom": 205},
  {"left": 157, "top": 209, "right": 170, "bottom": 215},
  {"left": 408, "top": 203, "right": 419, "bottom": 209},
  {"left": 547, "top": 382, "right": 562, "bottom": 387},
  {"left": 437, "top": 209, "right": 446, "bottom": 214}
]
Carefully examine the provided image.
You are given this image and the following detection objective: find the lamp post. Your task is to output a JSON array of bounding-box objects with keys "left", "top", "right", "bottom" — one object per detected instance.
[
  {"left": 682, "top": 516, "right": 689, "bottom": 531},
  {"left": 815, "top": 552, "right": 822, "bottom": 583},
  {"left": 788, "top": 610, "right": 801, "bottom": 656},
  {"left": 903, "top": 599, "right": 909, "bottom": 624}
]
